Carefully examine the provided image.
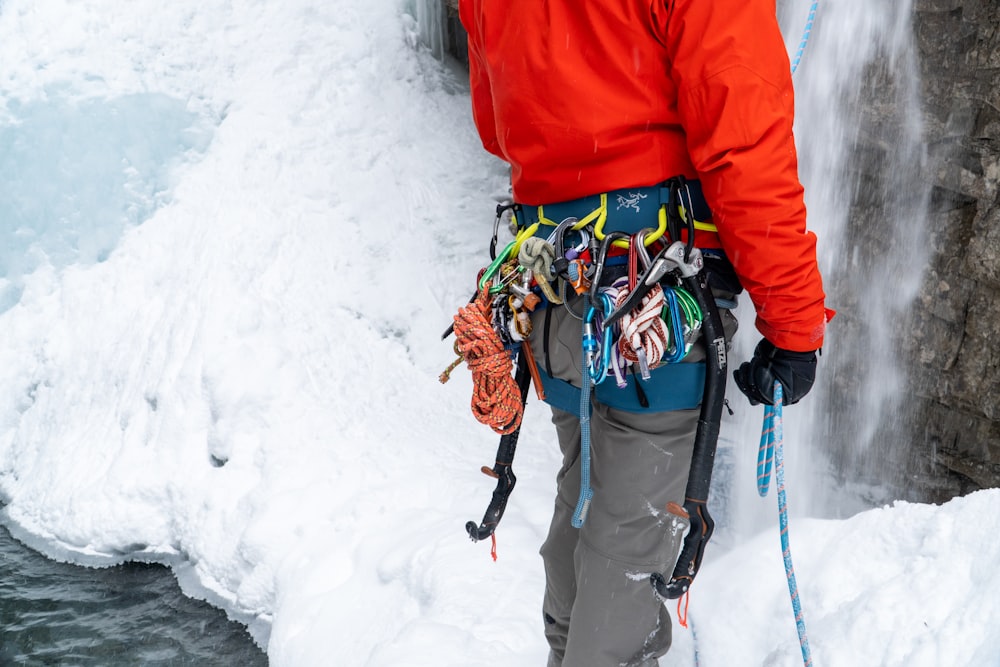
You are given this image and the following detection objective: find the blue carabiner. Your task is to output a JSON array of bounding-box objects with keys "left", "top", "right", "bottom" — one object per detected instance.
[
  {"left": 661, "top": 288, "right": 687, "bottom": 364},
  {"left": 583, "top": 305, "right": 606, "bottom": 384}
]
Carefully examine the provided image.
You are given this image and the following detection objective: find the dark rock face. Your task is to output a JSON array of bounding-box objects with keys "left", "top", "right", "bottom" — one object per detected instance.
[{"left": 906, "top": 0, "right": 1000, "bottom": 498}]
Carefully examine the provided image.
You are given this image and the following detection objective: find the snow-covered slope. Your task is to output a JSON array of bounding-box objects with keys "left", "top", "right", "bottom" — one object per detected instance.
[{"left": 0, "top": 2, "right": 995, "bottom": 666}]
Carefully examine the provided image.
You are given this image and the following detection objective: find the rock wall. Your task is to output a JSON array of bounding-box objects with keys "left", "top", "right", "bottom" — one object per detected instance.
[{"left": 907, "top": 0, "right": 1000, "bottom": 498}]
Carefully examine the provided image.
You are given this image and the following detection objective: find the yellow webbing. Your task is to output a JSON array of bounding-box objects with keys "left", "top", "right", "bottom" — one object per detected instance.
[{"left": 515, "top": 190, "right": 718, "bottom": 250}]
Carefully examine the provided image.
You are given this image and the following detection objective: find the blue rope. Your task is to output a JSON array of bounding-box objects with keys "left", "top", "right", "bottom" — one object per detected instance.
[
  {"left": 775, "top": 1, "right": 818, "bottom": 648},
  {"left": 572, "top": 294, "right": 594, "bottom": 528},
  {"left": 777, "top": 0, "right": 818, "bottom": 652},
  {"left": 757, "top": 402, "right": 777, "bottom": 496},
  {"left": 790, "top": 1, "right": 818, "bottom": 75},
  {"left": 760, "top": 382, "right": 813, "bottom": 666}
]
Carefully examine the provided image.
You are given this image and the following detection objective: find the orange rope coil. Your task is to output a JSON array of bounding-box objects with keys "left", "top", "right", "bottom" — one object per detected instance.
[{"left": 451, "top": 288, "right": 524, "bottom": 435}]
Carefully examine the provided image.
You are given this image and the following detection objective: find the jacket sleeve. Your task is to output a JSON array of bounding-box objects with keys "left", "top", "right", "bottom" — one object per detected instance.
[
  {"left": 661, "top": 0, "right": 833, "bottom": 352},
  {"left": 459, "top": 1, "right": 503, "bottom": 159}
]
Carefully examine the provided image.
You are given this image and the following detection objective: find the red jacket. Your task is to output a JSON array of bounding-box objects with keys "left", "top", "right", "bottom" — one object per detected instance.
[{"left": 459, "top": 0, "right": 833, "bottom": 351}]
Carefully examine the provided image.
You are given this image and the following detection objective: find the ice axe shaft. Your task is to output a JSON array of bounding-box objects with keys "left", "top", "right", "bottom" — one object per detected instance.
[{"left": 651, "top": 254, "right": 728, "bottom": 600}]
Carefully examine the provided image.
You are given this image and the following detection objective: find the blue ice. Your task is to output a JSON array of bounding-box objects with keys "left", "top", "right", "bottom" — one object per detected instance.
[{"left": 0, "top": 93, "right": 213, "bottom": 313}]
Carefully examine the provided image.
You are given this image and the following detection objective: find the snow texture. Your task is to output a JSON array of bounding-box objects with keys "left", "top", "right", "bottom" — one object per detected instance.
[{"left": 0, "top": 1, "right": 995, "bottom": 666}]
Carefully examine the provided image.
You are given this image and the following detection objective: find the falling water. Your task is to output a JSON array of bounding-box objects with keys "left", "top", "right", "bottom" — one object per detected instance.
[
  {"left": 776, "top": 0, "right": 930, "bottom": 513},
  {"left": 719, "top": 1, "right": 932, "bottom": 537}
]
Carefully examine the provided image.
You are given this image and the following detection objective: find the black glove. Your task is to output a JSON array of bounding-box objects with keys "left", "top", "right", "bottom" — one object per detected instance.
[{"left": 733, "top": 339, "right": 817, "bottom": 406}]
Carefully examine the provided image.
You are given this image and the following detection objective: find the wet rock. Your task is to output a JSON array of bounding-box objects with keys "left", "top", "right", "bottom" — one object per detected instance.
[{"left": 908, "top": 0, "right": 1000, "bottom": 496}]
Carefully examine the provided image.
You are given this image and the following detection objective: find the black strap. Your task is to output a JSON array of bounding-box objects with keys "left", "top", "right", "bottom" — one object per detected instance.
[
  {"left": 630, "top": 367, "right": 650, "bottom": 408},
  {"left": 543, "top": 304, "right": 554, "bottom": 379}
]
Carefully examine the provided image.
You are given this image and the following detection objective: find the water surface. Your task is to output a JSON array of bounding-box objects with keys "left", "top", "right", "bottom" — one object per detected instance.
[{"left": 0, "top": 525, "right": 267, "bottom": 666}]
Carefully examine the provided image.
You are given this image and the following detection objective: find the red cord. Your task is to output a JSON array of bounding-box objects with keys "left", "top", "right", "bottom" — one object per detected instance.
[{"left": 677, "top": 591, "right": 690, "bottom": 629}]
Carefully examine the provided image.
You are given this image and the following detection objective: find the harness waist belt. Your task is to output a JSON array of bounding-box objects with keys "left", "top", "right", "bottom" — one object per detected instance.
[
  {"left": 540, "top": 362, "right": 706, "bottom": 415},
  {"left": 516, "top": 180, "right": 713, "bottom": 236}
]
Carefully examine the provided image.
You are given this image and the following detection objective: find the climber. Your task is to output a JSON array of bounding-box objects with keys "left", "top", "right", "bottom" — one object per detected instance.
[{"left": 456, "top": 1, "right": 835, "bottom": 665}]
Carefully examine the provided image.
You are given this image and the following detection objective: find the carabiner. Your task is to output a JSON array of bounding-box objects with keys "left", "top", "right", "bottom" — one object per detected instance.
[
  {"left": 588, "top": 231, "right": 630, "bottom": 301},
  {"left": 565, "top": 227, "right": 592, "bottom": 260},
  {"left": 583, "top": 305, "right": 603, "bottom": 382},
  {"left": 627, "top": 230, "right": 655, "bottom": 290}
]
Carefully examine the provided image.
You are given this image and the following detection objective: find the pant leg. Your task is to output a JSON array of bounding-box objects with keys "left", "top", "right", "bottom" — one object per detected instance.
[
  {"left": 562, "top": 402, "right": 696, "bottom": 667},
  {"left": 542, "top": 402, "right": 696, "bottom": 667},
  {"left": 540, "top": 407, "right": 582, "bottom": 667},
  {"left": 531, "top": 303, "right": 587, "bottom": 667},
  {"left": 531, "top": 302, "right": 695, "bottom": 667}
]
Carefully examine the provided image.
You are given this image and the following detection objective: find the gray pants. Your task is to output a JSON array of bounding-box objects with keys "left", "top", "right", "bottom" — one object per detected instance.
[{"left": 530, "top": 299, "right": 733, "bottom": 667}]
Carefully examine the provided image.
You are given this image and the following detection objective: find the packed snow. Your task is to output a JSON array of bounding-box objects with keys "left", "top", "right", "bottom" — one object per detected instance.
[{"left": 0, "top": 1, "right": 996, "bottom": 665}]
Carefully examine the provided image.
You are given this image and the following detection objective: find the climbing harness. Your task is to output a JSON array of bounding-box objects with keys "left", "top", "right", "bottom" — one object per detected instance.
[
  {"left": 758, "top": 382, "right": 814, "bottom": 666},
  {"left": 443, "top": 178, "right": 731, "bottom": 564}
]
